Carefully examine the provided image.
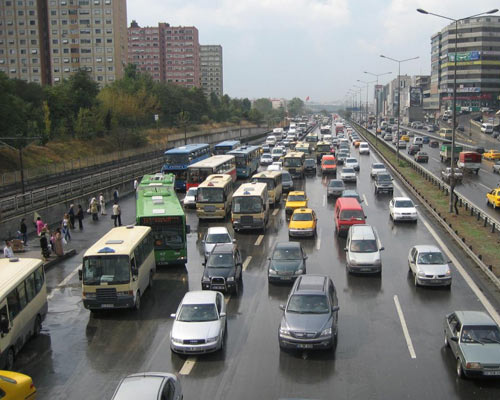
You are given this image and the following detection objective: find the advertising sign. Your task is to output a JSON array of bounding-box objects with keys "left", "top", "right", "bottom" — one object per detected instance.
[
  {"left": 409, "top": 87, "right": 422, "bottom": 107},
  {"left": 448, "top": 51, "right": 480, "bottom": 62}
]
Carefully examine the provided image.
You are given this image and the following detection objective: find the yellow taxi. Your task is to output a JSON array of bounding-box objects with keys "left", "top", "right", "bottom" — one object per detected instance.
[
  {"left": 353, "top": 139, "right": 362, "bottom": 148},
  {"left": 400, "top": 135, "right": 410, "bottom": 142},
  {"left": 486, "top": 188, "right": 500, "bottom": 209},
  {"left": 288, "top": 208, "right": 317, "bottom": 238},
  {"left": 285, "top": 191, "right": 308, "bottom": 217},
  {"left": 0, "top": 371, "right": 36, "bottom": 400},
  {"left": 483, "top": 149, "right": 500, "bottom": 160}
]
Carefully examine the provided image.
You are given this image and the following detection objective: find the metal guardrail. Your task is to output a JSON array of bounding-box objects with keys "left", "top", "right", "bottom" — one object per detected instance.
[
  {"left": 0, "top": 157, "right": 162, "bottom": 222},
  {"left": 351, "top": 120, "right": 500, "bottom": 285}
]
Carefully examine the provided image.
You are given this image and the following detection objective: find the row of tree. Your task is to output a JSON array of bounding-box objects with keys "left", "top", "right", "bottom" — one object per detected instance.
[{"left": 0, "top": 65, "right": 306, "bottom": 150}]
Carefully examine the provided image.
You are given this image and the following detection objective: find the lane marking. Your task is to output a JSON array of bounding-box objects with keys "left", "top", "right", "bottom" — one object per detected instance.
[
  {"left": 179, "top": 357, "right": 197, "bottom": 375},
  {"left": 322, "top": 194, "right": 326, "bottom": 207},
  {"left": 362, "top": 194, "right": 369, "bottom": 206},
  {"left": 432, "top": 157, "right": 440, "bottom": 163},
  {"left": 242, "top": 256, "right": 252, "bottom": 271},
  {"left": 47, "top": 264, "right": 81, "bottom": 300},
  {"left": 254, "top": 235, "right": 264, "bottom": 246},
  {"left": 477, "top": 182, "right": 491, "bottom": 191},
  {"left": 273, "top": 208, "right": 280, "bottom": 216},
  {"left": 393, "top": 295, "right": 417, "bottom": 359},
  {"left": 224, "top": 296, "right": 231, "bottom": 305},
  {"left": 316, "top": 238, "right": 321, "bottom": 250}
]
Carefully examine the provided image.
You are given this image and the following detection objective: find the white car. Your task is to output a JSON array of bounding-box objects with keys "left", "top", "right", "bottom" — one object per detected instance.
[
  {"left": 370, "top": 163, "right": 387, "bottom": 178},
  {"left": 340, "top": 167, "right": 357, "bottom": 182},
  {"left": 260, "top": 153, "right": 273, "bottom": 165},
  {"left": 170, "top": 290, "right": 227, "bottom": 354},
  {"left": 266, "top": 135, "right": 277, "bottom": 146},
  {"left": 202, "top": 226, "right": 236, "bottom": 261},
  {"left": 389, "top": 197, "right": 418, "bottom": 222},
  {"left": 408, "top": 245, "right": 452, "bottom": 288},
  {"left": 267, "top": 162, "right": 283, "bottom": 171},
  {"left": 344, "top": 157, "right": 359, "bottom": 171},
  {"left": 359, "top": 142, "right": 370, "bottom": 155},
  {"left": 183, "top": 187, "right": 198, "bottom": 208},
  {"left": 111, "top": 373, "right": 182, "bottom": 400}
]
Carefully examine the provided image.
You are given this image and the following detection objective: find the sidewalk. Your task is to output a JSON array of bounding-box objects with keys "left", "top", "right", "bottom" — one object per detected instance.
[{"left": 2, "top": 194, "right": 136, "bottom": 270}]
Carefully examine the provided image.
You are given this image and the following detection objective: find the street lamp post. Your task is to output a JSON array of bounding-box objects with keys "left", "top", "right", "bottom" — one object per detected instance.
[
  {"left": 353, "top": 85, "right": 363, "bottom": 123},
  {"left": 417, "top": 7, "right": 498, "bottom": 213},
  {"left": 364, "top": 71, "right": 392, "bottom": 146},
  {"left": 380, "top": 54, "right": 419, "bottom": 165},
  {"left": 357, "top": 79, "right": 377, "bottom": 130}
]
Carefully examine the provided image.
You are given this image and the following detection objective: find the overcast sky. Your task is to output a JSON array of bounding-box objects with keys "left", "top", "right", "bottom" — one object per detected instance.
[{"left": 128, "top": 0, "right": 499, "bottom": 102}]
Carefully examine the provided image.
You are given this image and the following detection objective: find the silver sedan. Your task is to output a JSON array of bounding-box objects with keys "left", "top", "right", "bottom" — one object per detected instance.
[
  {"left": 408, "top": 245, "right": 452, "bottom": 287},
  {"left": 170, "top": 290, "right": 227, "bottom": 354}
]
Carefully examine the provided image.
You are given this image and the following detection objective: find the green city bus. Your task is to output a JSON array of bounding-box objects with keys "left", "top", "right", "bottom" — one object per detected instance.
[{"left": 136, "top": 173, "right": 190, "bottom": 265}]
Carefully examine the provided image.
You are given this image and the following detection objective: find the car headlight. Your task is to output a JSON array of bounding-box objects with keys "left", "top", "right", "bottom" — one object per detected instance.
[
  {"left": 279, "top": 327, "right": 290, "bottom": 336},
  {"left": 349, "top": 259, "right": 358, "bottom": 266},
  {"left": 295, "top": 268, "right": 304, "bottom": 275},
  {"left": 466, "top": 362, "right": 481, "bottom": 369},
  {"left": 171, "top": 337, "right": 183, "bottom": 344},
  {"left": 202, "top": 276, "right": 210, "bottom": 283},
  {"left": 446, "top": 269, "right": 451, "bottom": 275},
  {"left": 269, "top": 269, "right": 277, "bottom": 275},
  {"left": 320, "top": 328, "right": 332, "bottom": 337},
  {"left": 373, "top": 258, "right": 381, "bottom": 266},
  {"left": 117, "top": 291, "right": 131, "bottom": 297},
  {"left": 227, "top": 276, "right": 235, "bottom": 282},
  {"left": 207, "top": 336, "right": 219, "bottom": 343},
  {"left": 83, "top": 292, "right": 96, "bottom": 299},
  {"left": 417, "top": 271, "right": 426, "bottom": 277}
]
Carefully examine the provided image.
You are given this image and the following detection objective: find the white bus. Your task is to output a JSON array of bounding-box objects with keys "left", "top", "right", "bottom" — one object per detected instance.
[
  {"left": 80, "top": 226, "right": 155, "bottom": 312},
  {"left": 196, "top": 174, "right": 234, "bottom": 219},
  {"left": 0, "top": 258, "right": 48, "bottom": 370}
]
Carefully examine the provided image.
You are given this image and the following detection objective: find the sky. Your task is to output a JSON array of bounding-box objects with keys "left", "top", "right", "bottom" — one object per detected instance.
[{"left": 127, "top": 0, "right": 500, "bottom": 102}]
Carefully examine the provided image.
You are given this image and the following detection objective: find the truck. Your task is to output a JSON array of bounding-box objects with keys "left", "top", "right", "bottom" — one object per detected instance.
[
  {"left": 457, "top": 151, "right": 481, "bottom": 174},
  {"left": 440, "top": 144, "right": 463, "bottom": 162}
]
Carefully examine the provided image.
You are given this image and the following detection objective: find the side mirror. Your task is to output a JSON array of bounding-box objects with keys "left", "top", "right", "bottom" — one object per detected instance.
[
  {"left": 202, "top": 261, "right": 206, "bottom": 267},
  {"left": 170, "top": 313, "right": 176, "bottom": 318},
  {"left": 220, "top": 312, "right": 226, "bottom": 318},
  {"left": 380, "top": 246, "right": 385, "bottom": 251},
  {"left": 279, "top": 304, "right": 286, "bottom": 311},
  {"left": 78, "top": 269, "right": 83, "bottom": 281},
  {"left": 232, "top": 239, "right": 237, "bottom": 243},
  {"left": 364, "top": 216, "right": 367, "bottom": 219},
  {"left": 186, "top": 225, "right": 191, "bottom": 234},
  {"left": 267, "top": 257, "right": 271, "bottom": 260},
  {"left": 304, "top": 255, "right": 308, "bottom": 260},
  {"left": 132, "top": 268, "right": 138, "bottom": 277},
  {"left": 332, "top": 306, "right": 340, "bottom": 312},
  {"left": 450, "top": 336, "right": 459, "bottom": 343}
]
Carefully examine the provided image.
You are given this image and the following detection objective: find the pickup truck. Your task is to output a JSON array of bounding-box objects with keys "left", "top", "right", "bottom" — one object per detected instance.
[
  {"left": 457, "top": 151, "right": 481, "bottom": 174},
  {"left": 440, "top": 144, "right": 463, "bottom": 162},
  {"left": 441, "top": 167, "right": 463, "bottom": 183}
]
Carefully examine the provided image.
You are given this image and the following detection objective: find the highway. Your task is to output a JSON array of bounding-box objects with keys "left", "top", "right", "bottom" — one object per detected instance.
[{"left": 13, "top": 126, "right": 500, "bottom": 399}]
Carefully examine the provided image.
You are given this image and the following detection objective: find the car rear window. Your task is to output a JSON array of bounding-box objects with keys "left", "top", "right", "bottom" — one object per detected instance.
[{"left": 340, "top": 210, "right": 364, "bottom": 220}]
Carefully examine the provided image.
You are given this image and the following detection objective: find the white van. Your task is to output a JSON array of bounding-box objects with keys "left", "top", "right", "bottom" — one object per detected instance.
[
  {"left": 266, "top": 135, "right": 277, "bottom": 146},
  {"left": 413, "top": 137, "right": 424, "bottom": 146},
  {"left": 481, "top": 123, "right": 494, "bottom": 134}
]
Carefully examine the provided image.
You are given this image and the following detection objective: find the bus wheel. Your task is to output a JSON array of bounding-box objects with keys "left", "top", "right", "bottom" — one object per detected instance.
[
  {"left": 33, "top": 315, "right": 42, "bottom": 337},
  {"left": 6, "top": 348, "right": 14, "bottom": 371},
  {"left": 134, "top": 292, "right": 141, "bottom": 311}
]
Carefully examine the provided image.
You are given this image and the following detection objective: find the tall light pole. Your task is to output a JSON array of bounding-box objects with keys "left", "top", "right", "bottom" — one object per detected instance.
[
  {"left": 364, "top": 71, "right": 392, "bottom": 146},
  {"left": 417, "top": 8, "right": 498, "bottom": 213},
  {"left": 357, "top": 79, "right": 376, "bottom": 129},
  {"left": 353, "top": 85, "right": 363, "bottom": 123},
  {"left": 380, "top": 54, "right": 419, "bottom": 165}
]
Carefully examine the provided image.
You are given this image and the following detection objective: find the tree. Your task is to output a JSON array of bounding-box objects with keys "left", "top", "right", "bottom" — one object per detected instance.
[
  {"left": 287, "top": 97, "right": 305, "bottom": 117},
  {"left": 253, "top": 98, "right": 273, "bottom": 115}
]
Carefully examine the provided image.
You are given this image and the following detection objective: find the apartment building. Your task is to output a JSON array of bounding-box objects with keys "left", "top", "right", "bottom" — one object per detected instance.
[
  {"left": 127, "top": 20, "right": 162, "bottom": 82},
  {"left": 430, "top": 16, "right": 500, "bottom": 113},
  {"left": 0, "top": 0, "right": 50, "bottom": 84},
  {"left": 200, "top": 44, "right": 222, "bottom": 96}
]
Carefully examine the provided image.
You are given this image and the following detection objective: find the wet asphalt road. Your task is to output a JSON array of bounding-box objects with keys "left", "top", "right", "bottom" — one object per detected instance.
[{"left": 14, "top": 126, "right": 500, "bottom": 400}]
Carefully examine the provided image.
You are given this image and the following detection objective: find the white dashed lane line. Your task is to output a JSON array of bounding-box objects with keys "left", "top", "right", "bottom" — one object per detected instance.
[
  {"left": 362, "top": 194, "right": 369, "bottom": 206},
  {"left": 179, "top": 357, "right": 197, "bottom": 375},
  {"left": 242, "top": 256, "right": 252, "bottom": 271},
  {"left": 273, "top": 208, "right": 280, "bottom": 216},
  {"left": 393, "top": 295, "right": 417, "bottom": 359},
  {"left": 254, "top": 235, "right": 264, "bottom": 246}
]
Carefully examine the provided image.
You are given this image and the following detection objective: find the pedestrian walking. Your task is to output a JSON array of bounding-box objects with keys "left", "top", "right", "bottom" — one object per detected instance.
[
  {"left": 20, "top": 218, "right": 28, "bottom": 245},
  {"left": 40, "top": 228, "right": 50, "bottom": 260},
  {"left": 113, "top": 189, "right": 119, "bottom": 203},
  {"left": 36, "top": 216, "right": 44, "bottom": 236},
  {"left": 53, "top": 228, "right": 64, "bottom": 257},
  {"left": 62, "top": 213, "right": 71, "bottom": 242},
  {"left": 3, "top": 241, "right": 14, "bottom": 258},
  {"left": 90, "top": 197, "right": 99, "bottom": 221},
  {"left": 68, "top": 204, "right": 75, "bottom": 229},
  {"left": 76, "top": 205, "right": 84, "bottom": 230},
  {"left": 112, "top": 201, "right": 122, "bottom": 227},
  {"left": 99, "top": 193, "right": 106, "bottom": 215}
]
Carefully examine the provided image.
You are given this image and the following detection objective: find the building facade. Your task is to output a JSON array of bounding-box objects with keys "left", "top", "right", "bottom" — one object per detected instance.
[
  {"left": 127, "top": 21, "right": 162, "bottom": 82},
  {"left": 430, "top": 16, "right": 500, "bottom": 113},
  {"left": 200, "top": 44, "right": 222, "bottom": 96}
]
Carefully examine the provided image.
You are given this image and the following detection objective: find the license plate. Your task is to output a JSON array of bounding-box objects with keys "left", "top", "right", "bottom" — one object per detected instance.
[
  {"left": 297, "top": 344, "right": 313, "bottom": 349},
  {"left": 432, "top": 279, "right": 441, "bottom": 283},
  {"left": 484, "top": 371, "right": 500, "bottom": 376},
  {"left": 361, "top": 268, "right": 371, "bottom": 272},
  {"left": 189, "top": 347, "right": 198, "bottom": 351},
  {"left": 212, "top": 285, "right": 225, "bottom": 290},
  {"left": 280, "top": 276, "right": 291, "bottom": 280},
  {"left": 101, "top": 304, "right": 114, "bottom": 308}
]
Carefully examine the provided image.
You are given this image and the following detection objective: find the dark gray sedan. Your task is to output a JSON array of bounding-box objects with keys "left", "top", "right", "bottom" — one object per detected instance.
[
  {"left": 267, "top": 242, "right": 307, "bottom": 283},
  {"left": 444, "top": 311, "right": 500, "bottom": 378}
]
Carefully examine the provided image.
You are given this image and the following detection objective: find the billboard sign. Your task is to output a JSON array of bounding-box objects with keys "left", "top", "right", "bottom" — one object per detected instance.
[
  {"left": 448, "top": 51, "right": 480, "bottom": 62},
  {"left": 409, "top": 87, "right": 422, "bottom": 107}
]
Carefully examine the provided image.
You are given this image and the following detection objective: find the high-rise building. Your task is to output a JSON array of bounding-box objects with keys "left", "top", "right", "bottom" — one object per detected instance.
[
  {"left": 430, "top": 16, "right": 500, "bottom": 113},
  {"left": 0, "top": 0, "right": 51, "bottom": 84},
  {"left": 200, "top": 44, "right": 222, "bottom": 96},
  {"left": 0, "top": 0, "right": 127, "bottom": 86},
  {"left": 127, "top": 20, "right": 163, "bottom": 82}
]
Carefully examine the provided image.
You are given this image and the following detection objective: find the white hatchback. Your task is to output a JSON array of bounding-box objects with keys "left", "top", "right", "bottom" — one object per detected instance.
[
  {"left": 389, "top": 197, "right": 418, "bottom": 222},
  {"left": 359, "top": 142, "right": 370, "bottom": 155}
]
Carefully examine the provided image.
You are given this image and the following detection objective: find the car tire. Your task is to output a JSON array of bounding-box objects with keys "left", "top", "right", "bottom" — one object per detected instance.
[
  {"left": 457, "top": 359, "right": 466, "bottom": 379},
  {"left": 33, "top": 314, "right": 42, "bottom": 337},
  {"left": 414, "top": 274, "right": 419, "bottom": 287},
  {"left": 134, "top": 291, "right": 141, "bottom": 311},
  {"left": 444, "top": 332, "right": 449, "bottom": 347}
]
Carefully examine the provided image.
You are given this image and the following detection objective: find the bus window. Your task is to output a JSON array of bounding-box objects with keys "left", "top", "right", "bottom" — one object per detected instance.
[
  {"left": 34, "top": 267, "right": 44, "bottom": 293},
  {"left": 7, "top": 290, "right": 20, "bottom": 320},
  {"left": 16, "top": 282, "right": 27, "bottom": 310},
  {"left": 25, "top": 274, "right": 36, "bottom": 303},
  {"left": 83, "top": 256, "right": 130, "bottom": 285},
  {"left": 0, "top": 306, "right": 8, "bottom": 331}
]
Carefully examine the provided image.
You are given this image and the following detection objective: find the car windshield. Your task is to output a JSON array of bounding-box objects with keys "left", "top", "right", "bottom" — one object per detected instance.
[
  {"left": 232, "top": 196, "right": 263, "bottom": 213},
  {"left": 377, "top": 175, "right": 392, "bottom": 182},
  {"left": 187, "top": 188, "right": 197, "bottom": 196},
  {"left": 323, "top": 159, "right": 335, "bottom": 165},
  {"left": 461, "top": 325, "right": 500, "bottom": 344},
  {"left": 340, "top": 210, "right": 364, "bottom": 220},
  {"left": 292, "top": 213, "right": 313, "bottom": 221},
  {"left": 83, "top": 256, "right": 130, "bottom": 285},
  {"left": 287, "top": 294, "right": 329, "bottom": 314},
  {"left": 178, "top": 304, "right": 218, "bottom": 322},
  {"left": 418, "top": 152, "right": 427, "bottom": 156},
  {"left": 342, "top": 191, "right": 359, "bottom": 199},
  {"left": 350, "top": 239, "right": 377, "bottom": 253},
  {"left": 346, "top": 159, "right": 357, "bottom": 163},
  {"left": 206, "top": 232, "right": 231, "bottom": 244},
  {"left": 417, "top": 252, "right": 446, "bottom": 265},
  {"left": 395, "top": 200, "right": 414, "bottom": 208},
  {"left": 197, "top": 187, "right": 224, "bottom": 203},
  {"left": 342, "top": 168, "right": 355, "bottom": 173},
  {"left": 373, "top": 164, "right": 385, "bottom": 170},
  {"left": 262, "top": 155, "right": 272, "bottom": 160},
  {"left": 288, "top": 194, "right": 306, "bottom": 202},
  {"left": 207, "top": 253, "right": 234, "bottom": 268},
  {"left": 253, "top": 177, "right": 275, "bottom": 190},
  {"left": 273, "top": 247, "right": 301, "bottom": 260},
  {"left": 284, "top": 158, "right": 302, "bottom": 167},
  {"left": 282, "top": 173, "right": 292, "bottom": 182},
  {"left": 329, "top": 180, "right": 343, "bottom": 187},
  {"left": 305, "top": 160, "right": 315, "bottom": 166}
]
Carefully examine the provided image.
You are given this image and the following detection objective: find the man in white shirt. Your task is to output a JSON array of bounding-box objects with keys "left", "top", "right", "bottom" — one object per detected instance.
[{"left": 3, "top": 241, "right": 14, "bottom": 258}]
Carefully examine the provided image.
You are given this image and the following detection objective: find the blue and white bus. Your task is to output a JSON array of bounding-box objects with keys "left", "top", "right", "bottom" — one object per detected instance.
[
  {"left": 213, "top": 140, "right": 241, "bottom": 155},
  {"left": 161, "top": 144, "right": 211, "bottom": 191},
  {"left": 228, "top": 145, "right": 260, "bottom": 178}
]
